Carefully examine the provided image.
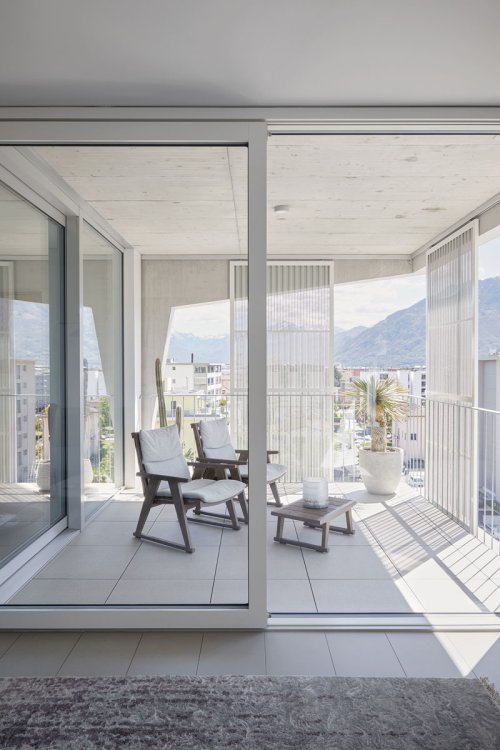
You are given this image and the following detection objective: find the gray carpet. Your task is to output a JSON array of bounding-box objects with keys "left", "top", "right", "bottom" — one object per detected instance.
[{"left": 0, "top": 675, "right": 499, "bottom": 749}]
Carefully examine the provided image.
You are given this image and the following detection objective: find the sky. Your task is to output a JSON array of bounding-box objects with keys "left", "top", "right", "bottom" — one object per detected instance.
[
  {"left": 171, "top": 300, "right": 230, "bottom": 338},
  {"left": 479, "top": 235, "right": 500, "bottom": 280},
  {"left": 170, "top": 236, "right": 500, "bottom": 338}
]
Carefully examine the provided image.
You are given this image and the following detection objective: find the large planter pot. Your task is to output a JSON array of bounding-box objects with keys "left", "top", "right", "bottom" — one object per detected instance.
[
  {"left": 36, "top": 458, "right": 93, "bottom": 492},
  {"left": 358, "top": 447, "right": 403, "bottom": 495}
]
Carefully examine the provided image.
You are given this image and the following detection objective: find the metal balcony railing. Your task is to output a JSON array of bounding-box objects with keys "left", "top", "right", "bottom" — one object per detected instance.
[{"left": 142, "top": 390, "right": 500, "bottom": 554}]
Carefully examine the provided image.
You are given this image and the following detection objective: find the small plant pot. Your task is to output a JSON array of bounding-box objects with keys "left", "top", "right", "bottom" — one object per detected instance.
[
  {"left": 36, "top": 458, "right": 93, "bottom": 491},
  {"left": 36, "top": 460, "right": 51, "bottom": 492},
  {"left": 83, "top": 458, "right": 94, "bottom": 485},
  {"left": 358, "top": 447, "right": 403, "bottom": 495}
]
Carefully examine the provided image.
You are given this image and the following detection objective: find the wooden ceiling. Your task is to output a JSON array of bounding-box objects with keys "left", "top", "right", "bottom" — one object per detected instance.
[{"left": 30, "top": 135, "right": 500, "bottom": 257}]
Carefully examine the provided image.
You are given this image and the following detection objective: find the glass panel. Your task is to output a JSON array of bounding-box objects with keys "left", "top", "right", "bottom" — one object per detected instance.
[
  {"left": 0, "top": 182, "right": 65, "bottom": 568},
  {"left": 266, "top": 133, "right": 500, "bottom": 617},
  {"left": 2, "top": 144, "right": 248, "bottom": 608},
  {"left": 82, "top": 222, "right": 123, "bottom": 520}
]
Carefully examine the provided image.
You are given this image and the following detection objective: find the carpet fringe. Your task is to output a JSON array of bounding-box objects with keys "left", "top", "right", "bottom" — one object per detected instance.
[{"left": 479, "top": 676, "right": 500, "bottom": 710}]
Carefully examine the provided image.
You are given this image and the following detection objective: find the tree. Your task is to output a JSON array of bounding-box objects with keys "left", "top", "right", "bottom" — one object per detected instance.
[{"left": 347, "top": 377, "right": 408, "bottom": 452}]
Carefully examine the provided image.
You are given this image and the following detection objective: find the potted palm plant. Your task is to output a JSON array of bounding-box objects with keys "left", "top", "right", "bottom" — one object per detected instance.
[{"left": 347, "top": 376, "right": 408, "bottom": 495}]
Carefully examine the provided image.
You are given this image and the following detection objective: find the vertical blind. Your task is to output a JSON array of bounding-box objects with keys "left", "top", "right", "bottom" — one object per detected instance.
[
  {"left": 231, "top": 262, "right": 334, "bottom": 480},
  {"left": 426, "top": 221, "right": 478, "bottom": 530},
  {"left": 427, "top": 222, "right": 477, "bottom": 405}
]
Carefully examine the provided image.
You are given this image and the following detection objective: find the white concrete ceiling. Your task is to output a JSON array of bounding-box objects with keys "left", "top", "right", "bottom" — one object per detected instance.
[
  {"left": 1, "top": 1, "right": 500, "bottom": 106},
  {"left": 31, "top": 135, "right": 500, "bottom": 257},
  {"left": 0, "top": 182, "right": 51, "bottom": 256}
]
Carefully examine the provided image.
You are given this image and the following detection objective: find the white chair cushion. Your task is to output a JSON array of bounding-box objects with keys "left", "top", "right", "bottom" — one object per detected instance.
[
  {"left": 139, "top": 426, "right": 190, "bottom": 480},
  {"left": 157, "top": 478, "right": 245, "bottom": 504},
  {"left": 239, "top": 463, "right": 287, "bottom": 483},
  {"left": 199, "top": 418, "right": 237, "bottom": 461}
]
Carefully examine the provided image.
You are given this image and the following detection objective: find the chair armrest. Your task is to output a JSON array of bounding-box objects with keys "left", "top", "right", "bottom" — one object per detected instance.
[
  {"left": 188, "top": 458, "right": 246, "bottom": 467},
  {"left": 188, "top": 460, "right": 245, "bottom": 472},
  {"left": 136, "top": 471, "right": 189, "bottom": 483},
  {"left": 235, "top": 449, "right": 278, "bottom": 457}
]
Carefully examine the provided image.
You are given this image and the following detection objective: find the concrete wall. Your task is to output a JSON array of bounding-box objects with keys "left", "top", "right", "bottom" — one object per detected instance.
[
  {"left": 141, "top": 259, "right": 229, "bottom": 427},
  {"left": 334, "top": 258, "right": 412, "bottom": 284},
  {"left": 141, "top": 256, "right": 421, "bottom": 426}
]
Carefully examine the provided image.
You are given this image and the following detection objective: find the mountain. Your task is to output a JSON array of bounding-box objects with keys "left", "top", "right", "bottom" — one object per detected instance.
[
  {"left": 334, "top": 276, "right": 500, "bottom": 367},
  {"left": 168, "top": 332, "right": 230, "bottom": 364},
  {"left": 9, "top": 278, "right": 500, "bottom": 371},
  {"left": 12, "top": 301, "right": 101, "bottom": 369},
  {"left": 335, "top": 325, "right": 368, "bottom": 351},
  {"left": 335, "top": 299, "right": 426, "bottom": 367},
  {"left": 478, "top": 276, "right": 500, "bottom": 357}
]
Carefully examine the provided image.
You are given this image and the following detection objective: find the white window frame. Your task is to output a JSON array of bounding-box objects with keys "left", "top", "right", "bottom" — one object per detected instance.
[
  {"left": 0, "top": 107, "right": 500, "bottom": 631},
  {"left": 0, "top": 120, "right": 268, "bottom": 630}
]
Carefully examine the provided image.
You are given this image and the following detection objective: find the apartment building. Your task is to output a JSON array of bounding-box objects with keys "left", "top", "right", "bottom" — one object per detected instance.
[{"left": 165, "top": 361, "right": 223, "bottom": 395}]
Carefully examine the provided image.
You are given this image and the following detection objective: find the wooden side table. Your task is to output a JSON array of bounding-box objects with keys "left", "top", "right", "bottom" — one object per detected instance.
[{"left": 271, "top": 496, "right": 356, "bottom": 553}]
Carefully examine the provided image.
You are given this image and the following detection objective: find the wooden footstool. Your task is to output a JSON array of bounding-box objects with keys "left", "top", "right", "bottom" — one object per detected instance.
[{"left": 271, "top": 496, "right": 356, "bottom": 553}]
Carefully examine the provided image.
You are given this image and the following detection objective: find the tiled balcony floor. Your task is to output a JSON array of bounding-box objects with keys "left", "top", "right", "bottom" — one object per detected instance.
[{"left": 6, "top": 482, "right": 500, "bottom": 614}]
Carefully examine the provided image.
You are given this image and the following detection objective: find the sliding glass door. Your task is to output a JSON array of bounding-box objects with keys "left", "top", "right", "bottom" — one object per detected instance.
[
  {"left": 0, "top": 182, "right": 65, "bottom": 568},
  {"left": 82, "top": 221, "right": 124, "bottom": 519},
  {"left": 0, "top": 120, "right": 267, "bottom": 629}
]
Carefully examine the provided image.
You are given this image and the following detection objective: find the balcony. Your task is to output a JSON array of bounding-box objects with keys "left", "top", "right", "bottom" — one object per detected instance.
[
  {"left": 4, "top": 481, "right": 499, "bottom": 612},
  {"left": 14, "top": 358, "right": 491, "bottom": 615}
]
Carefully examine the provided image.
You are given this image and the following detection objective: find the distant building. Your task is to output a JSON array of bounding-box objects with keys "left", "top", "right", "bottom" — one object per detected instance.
[
  {"left": 341, "top": 366, "right": 426, "bottom": 399},
  {"left": 165, "top": 361, "right": 223, "bottom": 396},
  {"left": 396, "top": 368, "right": 426, "bottom": 398}
]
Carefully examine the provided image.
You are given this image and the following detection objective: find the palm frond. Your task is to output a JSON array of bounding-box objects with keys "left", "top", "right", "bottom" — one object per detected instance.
[{"left": 346, "top": 376, "right": 409, "bottom": 425}]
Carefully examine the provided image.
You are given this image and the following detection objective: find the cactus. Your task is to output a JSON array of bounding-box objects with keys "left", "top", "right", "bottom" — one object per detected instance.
[
  {"left": 155, "top": 357, "right": 167, "bottom": 428},
  {"left": 155, "top": 359, "right": 184, "bottom": 434},
  {"left": 175, "top": 404, "right": 183, "bottom": 436}
]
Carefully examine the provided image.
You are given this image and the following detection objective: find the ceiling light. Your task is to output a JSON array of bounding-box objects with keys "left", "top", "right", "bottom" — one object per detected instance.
[{"left": 273, "top": 204, "right": 290, "bottom": 216}]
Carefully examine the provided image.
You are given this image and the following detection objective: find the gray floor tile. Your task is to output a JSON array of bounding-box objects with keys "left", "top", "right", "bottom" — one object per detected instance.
[
  {"left": 106, "top": 579, "right": 213, "bottom": 605},
  {"left": 267, "top": 579, "right": 317, "bottom": 613},
  {"left": 0, "top": 632, "right": 80, "bottom": 676},
  {"left": 265, "top": 632, "right": 335, "bottom": 675},
  {"left": 220, "top": 525, "right": 249, "bottom": 547},
  {"left": 58, "top": 632, "right": 141, "bottom": 676},
  {"left": 311, "top": 578, "right": 423, "bottom": 613},
  {"left": 36, "top": 545, "right": 139, "bottom": 580},
  {"left": 215, "top": 546, "right": 248, "bottom": 579},
  {"left": 326, "top": 632, "right": 405, "bottom": 677},
  {"left": 147, "top": 520, "right": 223, "bottom": 547},
  {"left": 121, "top": 544, "right": 219, "bottom": 580},
  {"left": 302, "top": 545, "right": 398, "bottom": 580},
  {"left": 97, "top": 502, "right": 162, "bottom": 522},
  {"left": 8, "top": 579, "right": 117, "bottom": 605},
  {"left": 70, "top": 521, "right": 152, "bottom": 546},
  {"left": 442, "top": 632, "right": 500, "bottom": 688},
  {"left": 267, "top": 544, "right": 308, "bottom": 580},
  {"left": 197, "top": 631, "right": 266, "bottom": 675},
  {"left": 403, "top": 578, "right": 485, "bottom": 613},
  {"left": 128, "top": 632, "right": 203, "bottom": 675},
  {"left": 211, "top": 579, "right": 248, "bottom": 605},
  {"left": 387, "top": 632, "right": 471, "bottom": 678},
  {"left": 0, "top": 632, "right": 19, "bottom": 658}
]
